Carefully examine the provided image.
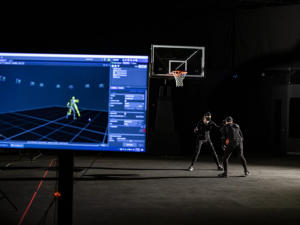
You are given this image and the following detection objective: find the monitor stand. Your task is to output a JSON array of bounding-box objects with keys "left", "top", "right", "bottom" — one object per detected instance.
[{"left": 0, "top": 189, "right": 18, "bottom": 211}]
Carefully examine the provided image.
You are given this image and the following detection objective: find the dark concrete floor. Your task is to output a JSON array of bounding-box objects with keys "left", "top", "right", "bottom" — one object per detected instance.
[{"left": 0, "top": 152, "right": 300, "bottom": 225}]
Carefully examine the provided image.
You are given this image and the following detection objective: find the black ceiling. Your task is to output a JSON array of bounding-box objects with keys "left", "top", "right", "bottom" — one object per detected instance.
[{"left": 209, "top": 0, "right": 300, "bottom": 7}]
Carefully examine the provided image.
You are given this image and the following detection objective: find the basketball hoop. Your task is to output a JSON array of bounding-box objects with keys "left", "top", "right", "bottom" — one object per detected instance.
[{"left": 171, "top": 71, "right": 187, "bottom": 87}]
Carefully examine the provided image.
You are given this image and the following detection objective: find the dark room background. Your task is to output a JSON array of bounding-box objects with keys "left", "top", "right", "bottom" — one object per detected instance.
[{"left": 2, "top": 1, "right": 300, "bottom": 155}]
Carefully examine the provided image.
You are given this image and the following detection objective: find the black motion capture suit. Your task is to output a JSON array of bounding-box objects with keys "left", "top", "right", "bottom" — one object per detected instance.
[
  {"left": 220, "top": 116, "right": 249, "bottom": 177},
  {"left": 190, "top": 112, "right": 222, "bottom": 169}
]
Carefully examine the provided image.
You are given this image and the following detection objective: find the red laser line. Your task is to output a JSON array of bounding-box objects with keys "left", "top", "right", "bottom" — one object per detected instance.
[
  {"left": 18, "top": 160, "right": 53, "bottom": 225},
  {"left": 18, "top": 192, "right": 37, "bottom": 225}
]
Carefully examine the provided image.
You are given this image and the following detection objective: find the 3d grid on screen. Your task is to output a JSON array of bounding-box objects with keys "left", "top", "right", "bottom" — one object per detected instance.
[{"left": 150, "top": 45, "right": 205, "bottom": 78}]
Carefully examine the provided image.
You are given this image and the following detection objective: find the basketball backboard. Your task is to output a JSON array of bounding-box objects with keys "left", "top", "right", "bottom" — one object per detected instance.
[{"left": 150, "top": 45, "right": 205, "bottom": 78}]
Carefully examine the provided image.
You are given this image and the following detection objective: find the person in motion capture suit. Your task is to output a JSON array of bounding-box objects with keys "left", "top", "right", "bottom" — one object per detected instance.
[
  {"left": 66, "top": 96, "right": 81, "bottom": 120},
  {"left": 188, "top": 112, "right": 223, "bottom": 171},
  {"left": 218, "top": 116, "right": 250, "bottom": 178}
]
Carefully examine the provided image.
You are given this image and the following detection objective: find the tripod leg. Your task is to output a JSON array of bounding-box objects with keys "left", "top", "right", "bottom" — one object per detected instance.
[
  {"left": 0, "top": 190, "right": 18, "bottom": 211},
  {"left": 18, "top": 149, "right": 25, "bottom": 161},
  {"left": 18, "top": 155, "right": 24, "bottom": 161},
  {"left": 39, "top": 150, "right": 46, "bottom": 160},
  {"left": 32, "top": 150, "right": 46, "bottom": 161}
]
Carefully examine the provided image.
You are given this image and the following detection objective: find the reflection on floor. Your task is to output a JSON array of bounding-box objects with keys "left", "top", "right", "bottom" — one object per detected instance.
[{"left": 0, "top": 152, "right": 300, "bottom": 225}]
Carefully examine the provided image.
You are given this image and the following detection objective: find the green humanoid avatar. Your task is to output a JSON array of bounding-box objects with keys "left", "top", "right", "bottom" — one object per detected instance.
[{"left": 66, "top": 96, "right": 81, "bottom": 120}]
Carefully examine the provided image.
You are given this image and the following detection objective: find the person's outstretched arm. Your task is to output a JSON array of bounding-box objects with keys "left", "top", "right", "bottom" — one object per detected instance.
[{"left": 211, "top": 121, "right": 220, "bottom": 128}]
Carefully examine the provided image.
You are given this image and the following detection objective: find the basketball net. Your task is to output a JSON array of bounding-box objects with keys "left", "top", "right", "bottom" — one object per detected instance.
[{"left": 172, "top": 71, "right": 187, "bottom": 87}]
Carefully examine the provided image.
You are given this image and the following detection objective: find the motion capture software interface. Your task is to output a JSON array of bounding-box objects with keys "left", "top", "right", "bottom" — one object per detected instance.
[{"left": 0, "top": 53, "right": 148, "bottom": 152}]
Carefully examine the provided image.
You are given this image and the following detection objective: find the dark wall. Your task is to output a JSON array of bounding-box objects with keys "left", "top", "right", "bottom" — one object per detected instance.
[{"left": 2, "top": 3, "right": 300, "bottom": 154}]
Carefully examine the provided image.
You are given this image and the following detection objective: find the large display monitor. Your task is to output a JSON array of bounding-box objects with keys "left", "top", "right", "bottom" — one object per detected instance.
[{"left": 0, "top": 53, "right": 148, "bottom": 152}]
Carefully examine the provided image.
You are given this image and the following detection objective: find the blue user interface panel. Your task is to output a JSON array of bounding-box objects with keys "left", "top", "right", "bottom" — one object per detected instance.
[{"left": 0, "top": 53, "right": 148, "bottom": 152}]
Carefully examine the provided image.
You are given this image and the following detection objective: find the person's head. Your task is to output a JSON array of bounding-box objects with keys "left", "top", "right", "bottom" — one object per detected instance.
[
  {"left": 204, "top": 112, "right": 211, "bottom": 121},
  {"left": 225, "top": 116, "right": 233, "bottom": 124}
]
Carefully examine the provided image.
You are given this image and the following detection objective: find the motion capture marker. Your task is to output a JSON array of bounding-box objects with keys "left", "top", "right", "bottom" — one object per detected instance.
[
  {"left": 0, "top": 76, "right": 5, "bottom": 81},
  {"left": 30, "top": 81, "right": 35, "bottom": 86},
  {"left": 16, "top": 78, "right": 21, "bottom": 84},
  {"left": 88, "top": 118, "right": 91, "bottom": 121},
  {"left": 39, "top": 83, "right": 44, "bottom": 87},
  {"left": 99, "top": 84, "right": 104, "bottom": 88},
  {"left": 69, "top": 85, "right": 73, "bottom": 89},
  {"left": 85, "top": 84, "right": 90, "bottom": 88},
  {"left": 56, "top": 84, "right": 60, "bottom": 88}
]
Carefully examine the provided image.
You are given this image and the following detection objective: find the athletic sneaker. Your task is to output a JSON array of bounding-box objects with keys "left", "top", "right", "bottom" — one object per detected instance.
[
  {"left": 217, "top": 165, "right": 223, "bottom": 171},
  {"left": 244, "top": 171, "right": 250, "bottom": 176},
  {"left": 218, "top": 172, "right": 229, "bottom": 178},
  {"left": 188, "top": 166, "right": 194, "bottom": 171}
]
